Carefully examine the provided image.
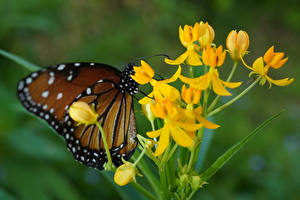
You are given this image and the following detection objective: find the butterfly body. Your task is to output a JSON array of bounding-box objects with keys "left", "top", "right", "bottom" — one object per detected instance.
[{"left": 17, "top": 62, "right": 138, "bottom": 170}]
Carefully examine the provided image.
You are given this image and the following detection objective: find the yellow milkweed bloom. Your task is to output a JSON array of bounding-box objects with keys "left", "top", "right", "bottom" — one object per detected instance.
[
  {"left": 165, "top": 23, "right": 202, "bottom": 66},
  {"left": 147, "top": 97, "right": 202, "bottom": 156},
  {"left": 130, "top": 60, "right": 154, "bottom": 84},
  {"left": 242, "top": 46, "right": 294, "bottom": 87},
  {"left": 114, "top": 162, "right": 137, "bottom": 186},
  {"left": 181, "top": 85, "right": 202, "bottom": 105},
  {"left": 131, "top": 60, "right": 182, "bottom": 104},
  {"left": 198, "top": 21, "right": 215, "bottom": 49},
  {"left": 181, "top": 85, "right": 220, "bottom": 130},
  {"left": 180, "top": 46, "right": 242, "bottom": 96},
  {"left": 226, "top": 30, "right": 249, "bottom": 62},
  {"left": 69, "top": 101, "right": 98, "bottom": 125}
]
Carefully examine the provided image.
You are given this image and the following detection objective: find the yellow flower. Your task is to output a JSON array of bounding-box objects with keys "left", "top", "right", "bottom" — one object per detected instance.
[
  {"left": 226, "top": 30, "right": 249, "bottom": 62},
  {"left": 165, "top": 23, "right": 202, "bottom": 66},
  {"left": 114, "top": 162, "right": 137, "bottom": 186},
  {"left": 202, "top": 45, "right": 226, "bottom": 68},
  {"left": 138, "top": 65, "right": 182, "bottom": 104},
  {"left": 242, "top": 46, "right": 294, "bottom": 87},
  {"left": 131, "top": 60, "right": 154, "bottom": 84},
  {"left": 181, "top": 85, "right": 202, "bottom": 105},
  {"left": 198, "top": 21, "right": 215, "bottom": 49},
  {"left": 147, "top": 98, "right": 202, "bottom": 156},
  {"left": 180, "top": 46, "right": 241, "bottom": 96},
  {"left": 69, "top": 101, "right": 98, "bottom": 125},
  {"left": 183, "top": 105, "right": 220, "bottom": 130},
  {"left": 263, "top": 46, "right": 288, "bottom": 69}
]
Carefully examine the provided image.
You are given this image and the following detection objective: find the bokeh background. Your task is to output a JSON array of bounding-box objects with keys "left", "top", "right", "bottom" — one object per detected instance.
[{"left": 0, "top": 0, "right": 299, "bottom": 199}]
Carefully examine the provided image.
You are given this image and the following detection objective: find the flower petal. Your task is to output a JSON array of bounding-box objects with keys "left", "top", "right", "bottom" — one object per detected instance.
[
  {"left": 154, "top": 128, "right": 170, "bottom": 156},
  {"left": 138, "top": 92, "right": 154, "bottom": 104},
  {"left": 186, "top": 50, "right": 202, "bottom": 66},
  {"left": 266, "top": 76, "right": 294, "bottom": 87},
  {"left": 211, "top": 72, "right": 231, "bottom": 96},
  {"left": 158, "top": 65, "right": 182, "bottom": 84},
  {"left": 222, "top": 80, "right": 242, "bottom": 88},
  {"left": 170, "top": 127, "right": 193, "bottom": 147},
  {"left": 175, "top": 121, "right": 203, "bottom": 131},
  {"left": 165, "top": 51, "right": 189, "bottom": 65},
  {"left": 252, "top": 57, "right": 265, "bottom": 75},
  {"left": 147, "top": 127, "right": 164, "bottom": 138},
  {"left": 196, "top": 115, "right": 220, "bottom": 129}
]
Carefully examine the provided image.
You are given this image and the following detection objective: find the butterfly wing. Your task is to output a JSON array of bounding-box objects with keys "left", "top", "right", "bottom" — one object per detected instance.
[{"left": 17, "top": 62, "right": 137, "bottom": 170}]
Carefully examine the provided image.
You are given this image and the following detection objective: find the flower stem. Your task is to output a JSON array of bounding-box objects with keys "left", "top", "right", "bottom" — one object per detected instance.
[
  {"left": 189, "top": 127, "right": 204, "bottom": 171},
  {"left": 95, "top": 122, "right": 114, "bottom": 170},
  {"left": 137, "top": 158, "right": 162, "bottom": 199},
  {"left": 131, "top": 182, "right": 157, "bottom": 200},
  {"left": 159, "top": 165, "right": 169, "bottom": 200},
  {"left": 207, "top": 77, "right": 260, "bottom": 117},
  {"left": 207, "top": 62, "right": 238, "bottom": 113},
  {"left": 203, "top": 87, "right": 210, "bottom": 115},
  {"left": 189, "top": 66, "right": 194, "bottom": 78}
]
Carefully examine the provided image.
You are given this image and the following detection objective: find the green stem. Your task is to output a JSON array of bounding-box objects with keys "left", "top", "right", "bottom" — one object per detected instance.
[
  {"left": 207, "top": 62, "right": 238, "bottom": 113},
  {"left": 189, "top": 66, "right": 194, "bottom": 78},
  {"left": 207, "top": 77, "right": 260, "bottom": 117},
  {"left": 159, "top": 165, "right": 169, "bottom": 200},
  {"left": 166, "top": 144, "right": 178, "bottom": 162},
  {"left": 131, "top": 182, "right": 157, "bottom": 200},
  {"left": 187, "top": 149, "right": 195, "bottom": 172},
  {"left": 95, "top": 122, "right": 114, "bottom": 169},
  {"left": 137, "top": 158, "right": 162, "bottom": 199},
  {"left": 203, "top": 88, "right": 210, "bottom": 115},
  {"left": 189, "top": 127, "right": 204, "bottom": 171},
  {"left": 187, "top": 190, "right": 197, "bottom": 200}
]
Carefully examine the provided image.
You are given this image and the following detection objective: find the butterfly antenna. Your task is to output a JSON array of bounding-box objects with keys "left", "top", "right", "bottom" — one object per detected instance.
[{"left": 139, "top": 90, "right": 154, "bottom": 100}]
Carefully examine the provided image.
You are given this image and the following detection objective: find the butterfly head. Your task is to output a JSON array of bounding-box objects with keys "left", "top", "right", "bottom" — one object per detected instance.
[{"left": 120, "top": 63, "right": 139, "bottom": 96}]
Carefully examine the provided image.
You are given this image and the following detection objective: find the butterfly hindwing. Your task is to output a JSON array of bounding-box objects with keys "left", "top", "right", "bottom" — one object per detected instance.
[{"left": 17, "top": 62, "right": 138, "bottom": 170}]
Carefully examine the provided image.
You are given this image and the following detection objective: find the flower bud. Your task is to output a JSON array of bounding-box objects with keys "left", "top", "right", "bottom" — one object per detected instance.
[
  {"left": 263, "top": 46, "right": 288, "bottom": 69},
  {"left": 114, "top": 162, "right": 137, "bottom": 186},
  {"left": 69, "top": 101, "right": 98, "bottom": 125},
  {"left": 141, "top": 103, "right": 155, "bottom": 123},
  {"left": 181, "top": 85, "right": 202, "bottom": 104},
  {"left": 202, "top": 45, "right": 226, "bottom": 68},
  {"left": 226, "top": 30, "right": 249, "bottom": 62},
  {"left": 190, "top": 175, "right": 207, "bottom": 190},
  {"left": 198, "top": 21, "right": 215, "bottom": 49}
]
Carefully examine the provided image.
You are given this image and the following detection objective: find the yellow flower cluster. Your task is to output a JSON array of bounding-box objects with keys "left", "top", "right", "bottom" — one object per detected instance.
[
  {"left": 131, "top": 20, "right": 294, "bottom": 158},
  {"left": 68, "top": 20, "right": 294, "bottom": 188}
]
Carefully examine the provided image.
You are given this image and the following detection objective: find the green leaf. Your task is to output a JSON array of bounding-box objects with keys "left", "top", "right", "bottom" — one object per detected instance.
[
  {"left": 201, "top": 110, "right": 284, "bottom": 181},
  {"left": 0, "top": 49, "right": 40, "bottom": 71}
]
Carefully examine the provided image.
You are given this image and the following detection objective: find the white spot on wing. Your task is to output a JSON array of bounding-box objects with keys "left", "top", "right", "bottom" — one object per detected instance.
[
  {"left": 56, "top": 92, "right": 63, "bottom": 100},
  {"left": 31, "top": 72, "right": 38, "bottom": 78},
  {"left": 26, "top": 77, "right": 32, "bottom": 84},
  {"left": 86, "top": 88, "right": 91, "bottom": 95},
  {"left": 41, "top": 91, "right": 49, "bottom": 98},
  {"left": 57, "top": 64, "right": 66, "bottom": 71},
  {"left": 74, "top": 63, "right": 80, "bottom": 66},
  {"left": 48, "top": 76, "right": 55, "bottom": 85},
  {"left": 67, "top": 75, "right": 73, "bottom": 81}
]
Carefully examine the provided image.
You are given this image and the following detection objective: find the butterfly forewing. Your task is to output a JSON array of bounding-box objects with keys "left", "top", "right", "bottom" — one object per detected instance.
[{"left": 17, "top": 62, "right": 138, "bottom": 170}]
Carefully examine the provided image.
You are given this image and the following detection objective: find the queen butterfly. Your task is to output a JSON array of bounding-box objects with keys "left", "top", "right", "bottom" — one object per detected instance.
[{"left": 17, "top": 62, "right": 139, "bottom": 170}]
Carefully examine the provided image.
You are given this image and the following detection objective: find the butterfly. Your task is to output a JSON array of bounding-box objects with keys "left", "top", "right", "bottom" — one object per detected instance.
[{"left": 17, "top": 62, "right": 139, "bottom": 170}]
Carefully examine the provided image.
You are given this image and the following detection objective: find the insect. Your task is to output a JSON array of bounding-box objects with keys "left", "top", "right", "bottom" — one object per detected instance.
[{"left": 17, "top": 62, "right": 139, "bottom": 170}]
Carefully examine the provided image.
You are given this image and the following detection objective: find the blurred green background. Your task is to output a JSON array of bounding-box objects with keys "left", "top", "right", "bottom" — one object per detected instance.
[{"left": 0, "top": 0, "right": 299, "bottom": 199}]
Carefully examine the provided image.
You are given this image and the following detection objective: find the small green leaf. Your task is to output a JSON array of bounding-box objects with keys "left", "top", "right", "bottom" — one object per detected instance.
[
  {"left": 0, "top": 49, "right": 40, "bottom": 71},
  {"left": 201, "top": 110, "right": 284, "bottom": 181}
]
